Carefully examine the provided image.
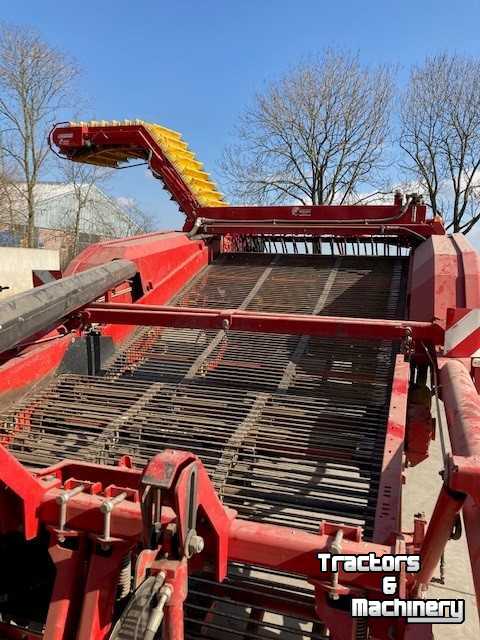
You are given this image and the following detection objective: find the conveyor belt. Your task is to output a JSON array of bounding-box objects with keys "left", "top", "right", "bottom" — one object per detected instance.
[
  {"left": 185, "top": 564, "right": 326, "bottom": 639},
  {"left": 0, "top": 253, "right": 408, "bottom": 638},
  {"left": 60, "top": 120, "right": 225, "bottom": 208}
]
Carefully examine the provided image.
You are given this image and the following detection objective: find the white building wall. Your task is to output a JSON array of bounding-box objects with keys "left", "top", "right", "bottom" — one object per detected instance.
[{"left": 0, "top": 247, "right": 59, "bottom": 298}]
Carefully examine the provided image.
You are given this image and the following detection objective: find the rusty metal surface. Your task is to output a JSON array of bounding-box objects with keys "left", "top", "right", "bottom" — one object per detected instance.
[{"left": 0, "top": 252, "right": 408, "bottom": 637}]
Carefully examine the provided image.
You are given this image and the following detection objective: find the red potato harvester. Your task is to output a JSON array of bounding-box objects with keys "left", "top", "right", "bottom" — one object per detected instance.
[{"left": 0, "top": 118, "right": 477, "bottom": 639}]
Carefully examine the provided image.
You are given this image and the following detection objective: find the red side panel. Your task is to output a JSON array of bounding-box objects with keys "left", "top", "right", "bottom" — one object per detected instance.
[
  {"left": 0, "top": 232, "right": 209, "bottom": 399},
  {"left": 409, "top": 234, "right": 480, "bottom": 326},
  {"left": 451, "top": 234, "right": 480, "bottom": 310}
]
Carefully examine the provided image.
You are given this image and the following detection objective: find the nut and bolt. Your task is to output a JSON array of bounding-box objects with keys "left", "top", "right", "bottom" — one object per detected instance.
[{"left": 187, "top": 534, "right": 204, "bottom": 556}]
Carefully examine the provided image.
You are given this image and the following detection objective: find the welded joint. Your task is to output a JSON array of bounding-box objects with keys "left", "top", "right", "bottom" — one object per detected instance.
[{"left": 444, "top": 453, "right": 480, "bottom": 503}]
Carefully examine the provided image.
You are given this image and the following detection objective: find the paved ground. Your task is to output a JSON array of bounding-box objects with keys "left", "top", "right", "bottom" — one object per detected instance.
[{"left": 402, "top": 398, "right": 479, "bottom": 639}]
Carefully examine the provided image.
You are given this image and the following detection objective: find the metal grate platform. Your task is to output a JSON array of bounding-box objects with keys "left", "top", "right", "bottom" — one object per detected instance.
[{"left": 0, "top": 252, "right": 408, "bottom": 638}]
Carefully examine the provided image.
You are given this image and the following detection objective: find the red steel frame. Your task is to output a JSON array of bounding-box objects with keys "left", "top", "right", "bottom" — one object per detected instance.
[
  {"left": 373, "top": 356, "right": 410, "bottom": 544},
  {"left": 434, "top": 359, "right": 480, "bottom": 611},
  {"left": 83, "top": 301, "right": 444, "bottom": 343},
  {"left": 194, "top": 206, "right": 444, "bottom": 240},
  {"left": 50, "top": 122, "right": 443, "bottom": 239},
  {"left": 0, "top": 444, "right": 423, "bottom": 640},
  {"left": 50, "top": 123, "right": 201, "bottom": 228},
  {"left": 0, "top": 122, "right": 474, "bottom": 638},
  {"left": 0, "top": 233, "right": 209, "bottom": 398}
]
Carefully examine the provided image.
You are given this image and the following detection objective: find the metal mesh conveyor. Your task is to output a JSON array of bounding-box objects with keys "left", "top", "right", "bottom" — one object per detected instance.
[
  {"left": 0, "top": 252, "right": 408, "bottom": 638},
  {"left": 185, "top": 564, "right": 327, "bottom": 640}
]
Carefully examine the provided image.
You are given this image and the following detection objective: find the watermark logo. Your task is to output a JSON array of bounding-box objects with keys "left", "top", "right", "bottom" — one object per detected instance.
[{"left": 317, "top": 552, "right": 464, "bottom": 624}]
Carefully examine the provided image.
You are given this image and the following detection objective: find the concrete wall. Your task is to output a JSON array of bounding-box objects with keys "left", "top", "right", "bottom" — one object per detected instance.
[{"left": 0, "top": 247, "right": 60, "bottom": 298}]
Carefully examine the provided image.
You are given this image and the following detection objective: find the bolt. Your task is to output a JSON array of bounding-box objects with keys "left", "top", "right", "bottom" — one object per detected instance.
[
  {"left": 328, "top": 530, "right": 343, "bottom": 600},
  {"left": 188, "top": 534, "right": 204, "bottom": 556}
]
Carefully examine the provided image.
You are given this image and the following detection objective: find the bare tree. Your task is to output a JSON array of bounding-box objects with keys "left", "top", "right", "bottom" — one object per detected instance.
[
  {"left": 93, "top": 196, "right": 155, "bottom": 238},
  {"left": 221, "top": 51, "right": 393, "bottom": 205},
  {"left": 57, "top": 160, "right": 112, "bottom": 257},
  {"left": 0, "top": 24, "right": 78, "bottom": 247},
  {"left": 400, "top": 53, "right": 480, "bottom": 233},
  {"left": 116, "top": 199, "right": 155, "bottom": 236},
  {"left": 53, "top": 161, "right": 154, "bottom": 264},
  {"left": 0, "top": 165, "right": 21, "bottom": 233}
]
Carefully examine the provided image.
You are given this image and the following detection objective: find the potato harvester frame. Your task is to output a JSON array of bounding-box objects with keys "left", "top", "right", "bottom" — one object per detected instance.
[{"left": 0, "top": 120, "right": 478, "bottom": 639}]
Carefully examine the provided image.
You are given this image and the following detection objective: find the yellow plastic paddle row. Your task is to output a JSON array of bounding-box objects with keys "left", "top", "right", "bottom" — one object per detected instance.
[{"left": 70, "top": 119, "right": 225, "bottom": 207}]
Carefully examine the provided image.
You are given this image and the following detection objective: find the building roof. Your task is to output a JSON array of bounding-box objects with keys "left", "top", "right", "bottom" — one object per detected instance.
[{"left": 4, "top": 181, "right": 139, "bottom": 237}]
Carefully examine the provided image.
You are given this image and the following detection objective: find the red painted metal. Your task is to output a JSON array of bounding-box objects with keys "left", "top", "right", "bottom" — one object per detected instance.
[
  {"left": 77, "top": 541, "right": 132, "bottom": 640},
  {"left": 32, "top": 269, "right": 62, "bottom": 287},
  {"left": 373, "top": 356, "right": 410, "bottom": 544},
  {"left": 198, "top": 221, "right": 441, "bottom": 240},
  {"left": 3, "top": 128, "right": 480, "bottom": 638},
  {"left": 196, "top": 201, "right": 444, "bottom": 239},
  {"left": 440, "top": 358, "right": 480, "bottom": 460},
  {"left": 444, "top": 307, "right": 480, "bottom": 357},
  {"left": 199, "top": 202, "right": 428, "bottom": 223},
  {"left": 405, "top": 388, "right": 435, "bottom": 467},
  {"left": 463, "top": 498, "right": 480, "bottom": 616},
  {"left": 44, "top": 534, "right": 87, "bottom": 640},
  {"left": 438, "top": 357, "right": 480, "bottom": 613},
  {"left": 405, "top": 404, "right": 435, "bottom": 467},
  {"left": 0, "top": 332, "right": 73, "bottom": 398},
  {"left": 414, "top": 485, "right": 466, "bottom": 595},
  {"left": 447, "top": 454, "right": 480, "bottom": 500},
  {"left": 229, "top": 519, "right": 393, "bottom": 593},
  {"left": 141, "top": 450, "right": 232, "bottom": 582},
  {"left": 408, "top": 234, "right": 480, "bottom": 327},
  {"left": 0, "top": 443, "right": 417, "bottom": 639},
  {"left": 158, "top": 559, "right": 188, "bottom": 640},
  {"left": 98, "top": 240, "right": 209, "bottom": 344},
  {"left": 0, "top": 444, "right": 45, "bottom": 538},
  {"left": 451, "top": 234, "right": 480, "bottom": 310},
  {"left": 0, "top": 625, "right": 42, "bottom": 640},
  {"left": 0, "top": 233, "right": 209, "bottom": 397},
  {"left": 36, "top": 483, "right": 394, "bottom": 591},
  {"left": 51, "top": 122, "right": 446, "bottom": 239},
  {"left": 51, "top": 123, "right": 204, "bottom": 228},
  {"left": 85, "top": 302, "right": 443, "bottom": 343}
]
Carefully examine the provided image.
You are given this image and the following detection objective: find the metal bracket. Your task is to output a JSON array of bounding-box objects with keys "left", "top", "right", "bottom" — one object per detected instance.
[
  {"left": 86, "top": 324, "right": 102, "bottom": 375},
  {"left": 445, "top": 453, "right": 480, "bottom": 503},
  {"left": 140, "top": 450, "right": 233, "bottom": 581},
  {"left": 401, "top": 327, "right": 414, "bottom": 361},
  {"left": 57, "top": 484, "right": 85, "bottom": 541},
  {"left": 98, "top": 491, "right": 128, "bottom": 549}
]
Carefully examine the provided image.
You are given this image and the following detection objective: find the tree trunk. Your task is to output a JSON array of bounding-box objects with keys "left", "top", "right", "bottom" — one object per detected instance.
[
  {"left": 72, "top": 203, "right": 82, "bottom": 257},
  {"left": 26, "top": 186, "right": 35, "bottom": 247}
]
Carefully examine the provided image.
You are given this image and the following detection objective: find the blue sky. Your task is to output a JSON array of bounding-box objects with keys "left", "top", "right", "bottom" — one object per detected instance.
[{"left": 4, "top": 0, "right": 480, "bottom": 230}]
